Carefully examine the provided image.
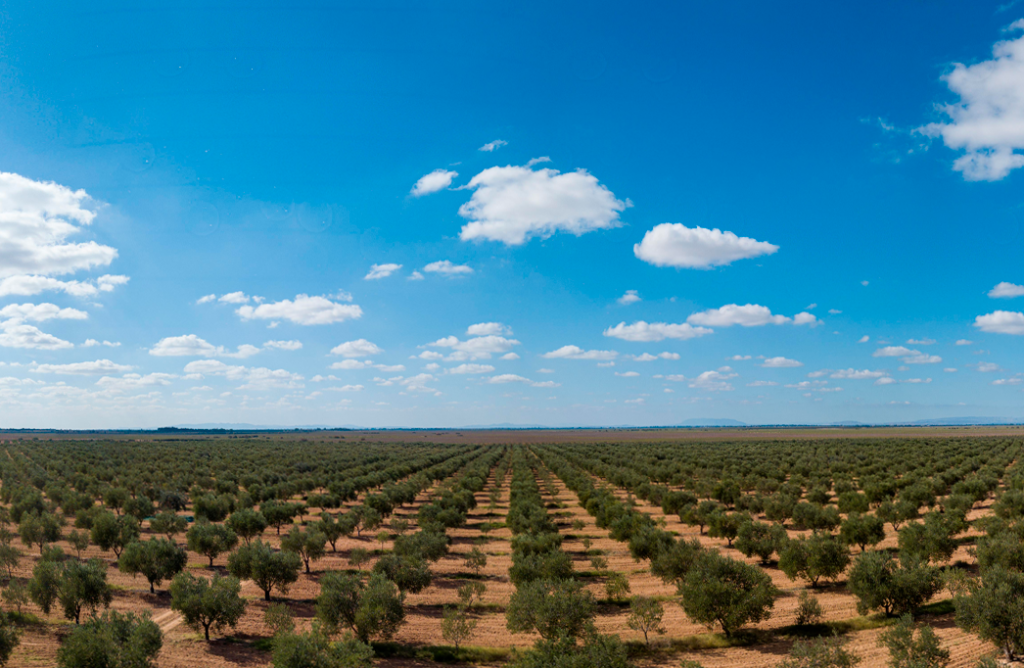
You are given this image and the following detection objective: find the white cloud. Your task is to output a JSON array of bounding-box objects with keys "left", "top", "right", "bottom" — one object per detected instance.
[
  {"left": 944, "top": 367, "right": 958, "bottom": 372},
  {"left": 617, "top": 290, "right": 641, "bottom": 305},
  {"left": 182, "top": 359, "right": 304, "bottom": 390},
  {"left": 408, "top": 271, "right": 424, "bottom": 281},
  {"left": 828, "top": 309, "right": 842, "bottom": 315},
  {"left": 615, "top": 371, "right": 640, "bottom": 377},
  {"left": 196, "top": 294, "right": 216, "bottom": 304},
  {"left": 761, "top": 356, "right": 802, "bottom": 368},
  {"left": 218, "top": 291, "right": 250, "bottom": 304},
  {"left": 236, "top": 294, "right": 362, "bottom": 325},
  {"left": 426, "top": 334, "right": 519, "bottom": 360},
  {"left": 977, "top": 362, "right": 1001, "bottom": 372},
  {"left": 956, "top": 339, "right": 973, "bottom": 345},
  {"left": 83, "top": 339, "right": 120, "bottom": 348},
  {"left": 603, "top": 321, "right": 712, "bottom": 342},
  {"left": 0, "top": 172, "right": 118, "bottom": 278},
  {"left": 858, "top": 335, "right": 870, "bottom": 343},
  {"left": 96, "top": 373, "right": 176, "bottom": 390},
  {"left": 747, "top": 380, "right": 778, "bottom": 387},
  {"left": 479, "top": 140, "right": 508, "bottom": 152},
  {"left": 902, "top": 378, "right": 932, "bottom": 384},
  {"left": 32, "top": 359, "right": 132, "bottom": 375},
  {"left": 686, "top": 369, "right": 739, "bottom": 392},
  {"left": 633, "top": 223, "right": 778, "bottom": 269},
  {"left": 0, "top": 303, "right": 88, "bottom": 322},
  {"left": 448, "top": 364, "right": 495, "bottom": 375},
  {"left": 624, "top": 397, "right": 645, "bottom": 404},
  {"left": 467, "top": 322, "right": 511, "bottom": 336},
  {"left": 875, "top": 377, "right": 898, "bottom": 385},
  {"left": 975, "top": 310, "right": 1024, "bottom": 335},
  {"left": 149, "top": 335, "right": 260, "bottom": 359},
  {"left": 687, "top": 304, "right": 789, "bottom": 327},
  {"left": 541, "top": 345, "right": 618, "bottom": 361},
  {"left": 457, "top": 164, "right": 627, "bottom": 245},
  {"left": 993, "top": 377, "right": 1023, "bottom": 385},
  {"left": 326, "top": 384, "right": 364, "bottom": 392},
  {"left": 263, "top": 340, "right": 302, "bottom": 351},
  {"left": 807, "top": 369, "right": 830, "bottom": 378},
  {"left": 730, "top": 355, "right": 753, "bottom": 361},
  {"left": 329, "top": 359, "right": 373, "bottom": 370},
  {"left": 989, "top": 282, "right": 1024, "bottom": 298},
  {"left": 485, "top": 373, "right": 553, "bottom": 388},
  {"left": 0, "top": 274, "right": 128, "bottom": 298},
  {"left": 423, "top": 260, "right": 473, "bottom": 276},
  {"left": 793, "top": 312, "right": 821, "bottom": 326},
  {"left": 365, "top": 263, "right": 402, "bottom": 280},
  {"left": 538, "top": 368, "right": 554, "bottom": 374},
  {"left": 830, "top": 369, "right": 888, "bottom": 379},
  {"left": 411, "top": 169, "right": 458, "bottom": 197},
  {"left": 630, "top": 352, "right": 680, "bottom": 361},
  {"left": 500, "top": 352, "right": 520, "bottom": 360},
  {"left": 330, "top": 339, "right": 383, "bottom": 358},
  {"left": 416, "top": 351, "right": 444, "bottom": 361},
  {"left": 918, "top": 23, "right": 1024, "bottom": 180},
  {"left": 861, "top": 280, "right": 869, "bottom": 286},
  {"left": 906, "top": 338, "right": 936, "bottom": 345},
  {"left": 0, "top": 321, "right": 73, "bottom": 350}
]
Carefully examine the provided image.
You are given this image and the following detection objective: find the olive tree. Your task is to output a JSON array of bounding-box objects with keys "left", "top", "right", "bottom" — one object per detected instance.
[
  {"left": 281, "top": 526, "right": 327, "bottom": 574},
  {"left": 169, "top": 572, "right": 246, "bottom": 641},
  {"left": 677, "top": 551, "right": 778, "bottom": 637},
  {"left": 227, "top": 540, "right": 302, "bottom": 601},
  {"left": 186, "top": 522, "right": 239, "bottom": 567},
  {"left": 226, "top": 509, "right": 267, "bottom": 545},
  {"left": 506, "top": 579, "right": 596, "bottom": 642},
  {"left": 847, "top": 551, "right": 941, "bottom": 617},
  {"left": 56, "top": 610, "right": 161, "bottom": 668},
  {"left": 90, "top": 511, "right": 140, "bottom": 559},
  {"left": 955, "top": 566, "right": 1024, "bottom": 662},
  {"left": 119, "top": 538, "right": 187, "bottom": 593}
]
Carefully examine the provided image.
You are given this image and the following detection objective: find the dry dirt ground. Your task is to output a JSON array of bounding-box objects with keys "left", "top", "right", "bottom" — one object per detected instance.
[{"left": 0, "top": 433, "right": 1010, "bottom": 667}]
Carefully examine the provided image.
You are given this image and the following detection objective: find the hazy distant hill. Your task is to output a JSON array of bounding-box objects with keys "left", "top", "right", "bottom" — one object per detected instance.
[{"left": 677, "top": 418, "right": 747, "bottom": 427}]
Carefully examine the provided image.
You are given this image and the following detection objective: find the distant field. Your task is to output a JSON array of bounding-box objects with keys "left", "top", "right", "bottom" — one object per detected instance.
[{"left": 0, "top": 429, "right": 1017, "bottom": 667}]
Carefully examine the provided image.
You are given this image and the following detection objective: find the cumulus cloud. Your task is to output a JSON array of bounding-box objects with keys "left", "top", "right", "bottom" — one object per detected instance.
[
  {"left": 425, "top": 334, "right": 519, "bottom": 360},
  {"left": 196, "top": 294, "right": 216, "bottom": 304},
  {"left": 83, "top": 339, "right": 120, "bottom": 348},
  {"left": 633, "top": 224, "right": 778, "bottom": 269},
  {"left": 0, "top": 172, "right": 119, "bottom": 278},
  {"left": 686, "top": 304, "right": 790, "bottom": 327},
  {"left": 918, "top": 23, "right": 1024, "bottom": 180},
  {"left": 182, "top": 359, "right": 304, "bottom": 390},
  {"left": 408, "top": 271, "right": 424, "bottom": 281},
  {"left": 423, "top": 260, "right": 473, "bottom": 276},
  {"left": 0, "top": 303, "right": 88, "bottom": 322},
  {"left": 747, "top": 380, "right": 778, "bottom": 387},
  {"left": 457, "top": 164, "right": 628, "bottom": 245},
  {"left": 218, "top": 292, "right": 250, "bottom": 304},
  {"left": 32, "top": 359, "right": 133, "bottom": 375},
  {"left": 630, "top": 352, "right": 679, "bottom": 361},
  {"left": 615, "top": 371, "right": 640, "bottom": 377},
  {"left": 485, "top": 373, "right": 557, "bottom": 388},
  {"left": 830, "top": 369, "right": 889, "bottom": 379},
  {"left": 603, "top": 321, "right": 713, "bottom": 342},
  {"left": 875, "top": 377, "right": 898, "bottom": 385},
  {"left": 989, "top": 282, "right": 1024, "bottom": 298},
  {"left": 977, "top": 361, "right": 1001, "bottom": 372},
  {"left": 96, "top": 373, "right": 176, "bottom": 390},
  {"left": 411, "top": 169, "right": 458, "bottom": 197},
  {"left": 617, "top": 290, "right": 641, "bottom": 305},
  {"left": 684, "top": 368, "right": 739, "bottom": 392},
  {"left": 330, "top": 339, "right": 383, "bottom": 358},
  {"left": 858, "top": 335, "right": 870, "bottom": 343},
  {"left": 761, "top": 356, "right": 802, "bottom": 368},
  {"left": 479, "top": 140, "right": 508, "bottom": 152},
  {"left": 0, "top": 321, "right": 74, "bottom": 350},
  {"left": 466, "top": 322, "right": 511, "bottom": 336},
  {"left": 365, "top": 263, "right": 402, "bottom": 280},
  {"left": 149, "top": 335, "right": 260, "bottom": 359},
  {"left": 542, "top": 345, "right": 618, "bottom": 361},
  {"left": 872, "top": 346, "right": 941, "bottom": 364},
  {"left": 907, "top": 338, "right": 936, "bottom": 345},
  {"left": 326, "top": 384, "right": 363, "bottom": 392},
  {"left": 236, "top": 294, "right": 362, "bottom": 325},
  {"left": 956, "top": 339, "right": 973, "bottom": 345},
  {"left": 329, "top": 359, "right": 373, "bottom": 370},
  {"left": 448, "top": 363, "right": 495, "bottom": 375},
  {"left": 263, "top": 340, "right": 302, "bottom": 351},
  {"left": 993, "top": 377, "right": 1023, "bottom": 385},
  {"left": 0, "top": 274, "right": 128, "bottom": 298},
  {"left": 975, "top": 310, "right": 1024, "bottom": 334}
]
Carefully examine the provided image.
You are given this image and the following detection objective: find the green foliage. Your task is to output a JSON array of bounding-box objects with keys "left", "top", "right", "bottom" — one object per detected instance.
[
  {"left": 281, "top": 526, "right": 327, "bottom": 574},
  {"left": 264, "top": 603, "right": 295, "bottom": 637},
  {"left": 604, "top": 572, "right": 631, "bottom": 601},
  {"left": 795, "top": 591, "right": 824, "bottom": 626},
  {"left": 372, "top": 553, "right": 432, "bottom": 593},
  {"left": 67, "top": 530, "right": 89, "bottom": 559},
  {"left": 651, "top": 538, "right": 705, "bottom": 585},
  {"left": 779, "top": 532, "right": 850, "bottom": 587},
  {"left": 170, "top": 572, "right": 246, "bottom": 641},
  {"left": 955, "top": 566, "right": 1024, "bottom": 661},
  {"left": 119, "top": 538, "right": 187, "bottom": 593},
  {"left": 148, "top": 512, "right": 187, "bottom": 541},
  {"left": 847, "top": 551, "right": 942, "bottom": 617},
  {"left": 57, "top": 610, "right": 161, "bottom": 668},
  {"left": 30, "top": 557, "right": 112, "bottom": 623},
  {"left": 463, "top": 546, "right": 487, "bottom": 574},
  {"left": 677, "top": 551, "right": 779, "bottom": 637},
  {"left": 227, "top": 540, "right": 302, "bottom": 601},
  {"left": 735, "top": 521, "right": 787, "bottom": 565},
  {"left": 441, "top": 605, "right": 477, "bottom": 650},
  {"left": 506, "top": 634, "right": 635, "bottom": 668},
  {"left": 226, "top": 508, "right": 267, "bottom": 545},
  {"left": 122, "top": 496, "right": 154, "bottom": 522},
  {"left": 18, "top": 511, "right": 63, "bottom": 553},
  {"left": 90, "top": 511, "right": 140, "bottom": 558},
  {"left": 878, "top": 615, "right": 949, "bottom": 668},
  {"left": 779, "top": 634, "right": 860, "bottom": 668},
  {"left": 186, "top": 521, "right": 239, "bottom": 567},
  {"left": 315, "top": 571, "right": 405, "bottom": 643},
  {"left": 0, "top": 612, "right": 20, "bottom": 666},
  {"left": 897, "top": 513, "right": 960, "bottom": 565},
  {"left": 840, "top": 513, "right": 886, "bottom": 552},
  {"left": 627, "top": 596, "right": 665, "bottom": 646},
  {"left": 271, "top": 628, "right": 374, "bottom": 668},
  {"left": 506, "top": 579, "right": 596, "bottom": 641}
]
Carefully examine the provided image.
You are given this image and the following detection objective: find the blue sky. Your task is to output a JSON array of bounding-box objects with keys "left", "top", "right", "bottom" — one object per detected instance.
[{"left": 2, "top": 0, "right": 1024, "bottom": 428}]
